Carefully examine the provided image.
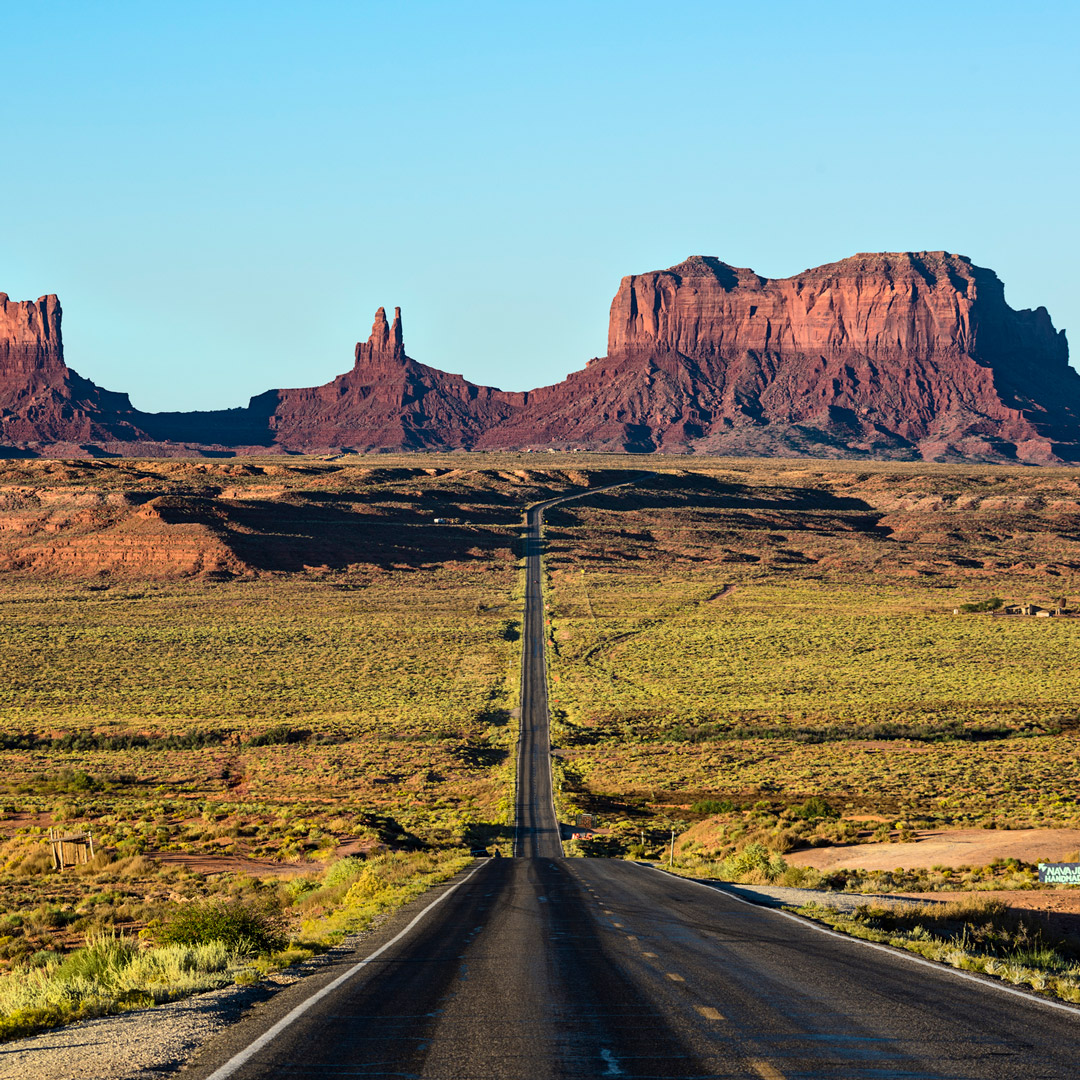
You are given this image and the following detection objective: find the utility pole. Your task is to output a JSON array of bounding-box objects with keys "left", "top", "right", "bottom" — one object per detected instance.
[{"left": 669, "top": 827, "right": 675, "bottom": 868}]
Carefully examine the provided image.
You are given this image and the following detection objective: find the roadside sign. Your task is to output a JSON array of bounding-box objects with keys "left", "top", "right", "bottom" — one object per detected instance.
[
  {"left": 1038, "top": 862, "right": 1080, "bottom": 885},
  {"left": 575, "top": 813, "right": 596, "bottom": 829}
]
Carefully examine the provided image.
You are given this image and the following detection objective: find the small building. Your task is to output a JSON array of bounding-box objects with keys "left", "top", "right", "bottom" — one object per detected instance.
[
  {"left": 996, "top": 601, "right": 1068, "bottom": 617},
  {"left": 1001, "top": 603, "right": 1045, "bottom": 616},
  {"left": 47, "top": 827, "right": 94, "bottom": 870}
]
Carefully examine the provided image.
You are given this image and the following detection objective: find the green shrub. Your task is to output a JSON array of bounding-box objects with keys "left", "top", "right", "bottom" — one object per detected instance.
[
  {"left": 791, "top": 796, "right": 838, "bottom": 821},
  {"left": 157, "top": 899, "right": 285, "bottom": 954},
  {"left": 959, "top": 597, "right": 1004, "bottom": 613},
  {"left": 710, "top": 842, "right": 789, "bottom": 883},
  {"left": 54, "top": 935, "right": 136, "bottom": 983},
  {"left": 322, "top": 857, "right": 365, "bottom": 889},
  {"left": 691, "top": 799, "right": 735, "bottom": 815}
]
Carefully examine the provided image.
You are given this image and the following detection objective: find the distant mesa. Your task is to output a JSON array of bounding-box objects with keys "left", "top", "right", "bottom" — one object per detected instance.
[{"left": 0, "top": 252, "right": 1076, "bottom": 462}]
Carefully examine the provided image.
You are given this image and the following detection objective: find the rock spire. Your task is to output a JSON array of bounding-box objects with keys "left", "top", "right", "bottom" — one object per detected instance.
[{"left": 355, "top": 306, "right": 405, "bottom": 367}]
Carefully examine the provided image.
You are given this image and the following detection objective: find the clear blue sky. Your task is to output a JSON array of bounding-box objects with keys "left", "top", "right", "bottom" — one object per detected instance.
[{"left": 2, "top": 1, "right": 1077, "bottom": 411}]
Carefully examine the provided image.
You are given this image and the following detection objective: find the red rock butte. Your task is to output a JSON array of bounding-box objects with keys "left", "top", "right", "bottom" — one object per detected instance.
[{"left": 0, "top": 252, "right": 1076, "bottom": 462}]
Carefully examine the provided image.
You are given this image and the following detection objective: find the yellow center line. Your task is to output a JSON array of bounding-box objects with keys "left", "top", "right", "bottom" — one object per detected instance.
[
  {"left": 695, "top": 1005, "right": 724, "bottom": 1020},
  {"left": 613, "top": 922, "right": 624, "bottom": 928},
  {"left": 625, "top": 935, "right": 637, "bottom": 942},
  {"left": 603, "top": 910, "right": 614, "bottom": 915},
  {"left": 749, "top": 1061, "right": 785, "bottom": 1080},
  {"left": 643, "top": 951, "right": 658, "bottom": 958},
  {"left": 666, "top": 972, "right": 685, "bottom": 982}
]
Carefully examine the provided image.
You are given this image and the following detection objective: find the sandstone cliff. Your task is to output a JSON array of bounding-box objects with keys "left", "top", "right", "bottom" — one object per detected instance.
[
  {"left": 0, "top": 293, "right": 64, "bottom": 375},
  {"left": 0, "top": 252, "right": 1075, "bottom": 462},
  {"left": 476, "top": 252, "right": 1080, "bottom": 462},
  {"left": 0, "top": 294, "right": 149, "bottom": 448}
]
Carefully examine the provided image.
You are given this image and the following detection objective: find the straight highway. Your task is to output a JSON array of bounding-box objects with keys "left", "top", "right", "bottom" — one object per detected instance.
[
  {"left": 514, "top": 484, "right": 634, "bottom": 857},
  {"left": 189, "top": 481, "right": 1080, "bottom": 1079}
]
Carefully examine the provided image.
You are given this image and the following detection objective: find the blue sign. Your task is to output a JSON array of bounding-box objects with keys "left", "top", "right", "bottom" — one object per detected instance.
[{"left": 1038, "top": 862, "right": 1080, "bottom": 885}]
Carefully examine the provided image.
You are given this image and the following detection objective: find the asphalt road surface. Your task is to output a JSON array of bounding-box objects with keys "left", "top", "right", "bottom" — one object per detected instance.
[
  {"left": 189, "top": 481, "right": 1080, "bottom": 1079},
  {"left": 515, "top": 491, "right": 575, "bottom": 857},
  {"left": 514, "top": 481, "right": 638, "bottom": 858},
  {"left": 193, "top": 858, "right": 1080, "bottom": 1079}
]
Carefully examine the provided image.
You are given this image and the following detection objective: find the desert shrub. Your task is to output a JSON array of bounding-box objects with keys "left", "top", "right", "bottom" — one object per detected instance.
[
  {"left": 322, "top": 857, "right": 366, "bottom": 888},
  {"left": 0, "top": 934, "right": 239, "bottom": 1040},
  {"left": 157, "top": 899, "right": 285, "bottom": 954},
  {"left": 243, "top": 726, "right": 312, "bottom": 748},
  {"left": 691, "top": 799, "right": 735, "bottom": 815},
  {"left": 959, "top": 598, "right": 1004, "bottom": 613},
  {"left": 796, "top": 894, "right": 1080, "bottom": 1004},
  {"left": 790, "top": 796, "right": 838, "bottom": 821},
  {"left": 54, "top": 935, "right": 137, "bottom": 983},
  {"left": 11, "top": 848, "right": 53, "bottom": 877},
  {"left": 0, "top": 730, "right": 233, "bottom": 753},
  {"left": 15, "top": 769, "right": 102, "bottom": 795},
  {"left": 715, "top": 842, "right": 788, "bottom": 883},
  {"left": 779, "top": 863, "right": 821, "bottom": 887}
]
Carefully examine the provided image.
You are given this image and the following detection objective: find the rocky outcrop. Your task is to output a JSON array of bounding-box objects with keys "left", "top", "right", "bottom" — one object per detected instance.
[
  {"left": 247, "top": 306, "right": 523, "bottom": 451},
  {"left": 355, "top": 305, "right": 405, "bottom": 366},
  {"left": 477, "top": 252, "right": 1080, "bottom": 462},
  {"left": 0, "top": 294, "right": 149, "bottom": 449},
  {"left": 0, "top": 252, "right": 1075, "bottom": 461},
  {"left": 0, "top": 293, "right": 65, "bottom": 376}
]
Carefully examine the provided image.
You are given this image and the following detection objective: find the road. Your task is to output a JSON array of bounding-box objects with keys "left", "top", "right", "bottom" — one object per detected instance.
[
  {"left": 191, "top": 481, "right": 1080, "bottom": 1079},
  {"left": 513, "top": 495, "right": 561, "bottom": 857},
  {"left": 514, "top": 479, "right": 643, "bottom": 854},
  {"left": 194, "top": 858, "right": 1080, "bottom": 1079},
  {"left": 514, "top": 486, "right": 614, "bottom": 857}
]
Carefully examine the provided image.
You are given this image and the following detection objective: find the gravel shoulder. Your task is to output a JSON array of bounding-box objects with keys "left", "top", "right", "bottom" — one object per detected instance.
[{"left": 0, "top": 978, "right": 278, "bottom": 1080}]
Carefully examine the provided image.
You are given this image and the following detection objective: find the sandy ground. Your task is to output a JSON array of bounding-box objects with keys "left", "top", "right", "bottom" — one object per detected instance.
[
  {"left": 150, "top": 852, "right": 318, "bottom": 877},
  {"left": 787, "top": 828, "right": 1080, "bottom": 871},
  {"left": 148, "top": 838, "right": 375, "bottom": 878}
]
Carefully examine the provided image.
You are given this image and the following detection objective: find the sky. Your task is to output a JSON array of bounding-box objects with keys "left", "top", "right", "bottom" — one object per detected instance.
[{"left": 2, "top": 1, "right": 1077, "bottom": 412}]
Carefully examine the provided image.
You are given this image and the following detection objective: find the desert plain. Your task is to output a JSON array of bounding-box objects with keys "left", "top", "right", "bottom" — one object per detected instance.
[{"left": 1, "top": 453, "right": 1080, "bottom": 1032}]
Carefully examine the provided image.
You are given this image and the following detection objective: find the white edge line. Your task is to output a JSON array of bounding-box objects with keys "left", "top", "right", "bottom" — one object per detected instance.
[
  {"left": 640, "top": 863, "right": 1080, "bottom": 1018},
  {"left": 202, "top": 860, "right": 488, "bottom": 1080}
]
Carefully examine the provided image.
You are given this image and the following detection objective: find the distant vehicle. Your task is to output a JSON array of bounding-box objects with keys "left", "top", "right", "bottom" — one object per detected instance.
[{"left": 469, "top": 846, "right": 488, "bottom": 857}]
